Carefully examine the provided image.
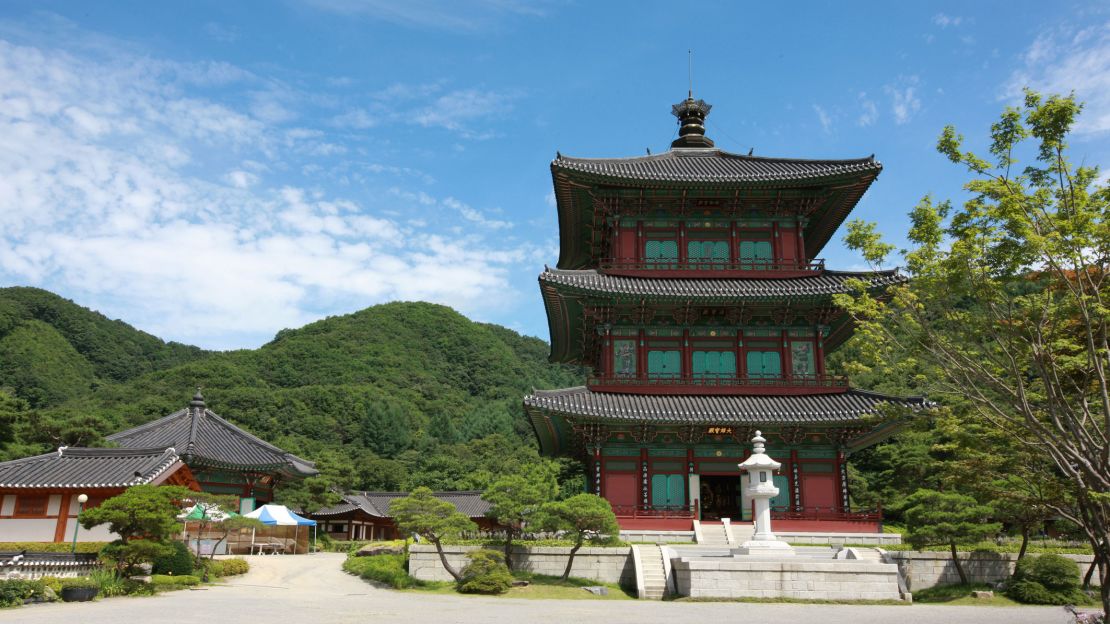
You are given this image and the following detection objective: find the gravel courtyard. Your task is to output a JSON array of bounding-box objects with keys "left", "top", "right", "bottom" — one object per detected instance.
[{"left": 0, "top": 553, "right": 1081, "bottom": 624}]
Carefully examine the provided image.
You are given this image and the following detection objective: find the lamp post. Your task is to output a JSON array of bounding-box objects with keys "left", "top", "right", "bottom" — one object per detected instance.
[{"left": 70, "top": 493, "right": 88, "bottom": 554}]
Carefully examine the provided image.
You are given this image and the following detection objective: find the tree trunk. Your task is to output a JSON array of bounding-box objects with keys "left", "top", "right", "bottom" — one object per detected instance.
[
  {"left": 1083, "top": 555, "right": 1098, "bottom": 590},
  {"left": 432, "top": 538, "right": 462, "bottom": 582},
  {"left": 1099, "top": 552, "right": 1109, "bottom": 622},
  {"left": 950, "top": 541, "right": 969, "bottom": 585},
  {"left": 1015, "top": 528, "right": 1029, "bottom": 565},
  {"left": 561, "top": 539, "right": 583, "bottom": 581},
  {"left": 504, "top": 528, "right": 515, "bottom": 571}
]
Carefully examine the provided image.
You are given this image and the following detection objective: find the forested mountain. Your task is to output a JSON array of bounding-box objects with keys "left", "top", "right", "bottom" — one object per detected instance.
[{"left": 0, "top": 289, "right": 584, "bottom": 506}]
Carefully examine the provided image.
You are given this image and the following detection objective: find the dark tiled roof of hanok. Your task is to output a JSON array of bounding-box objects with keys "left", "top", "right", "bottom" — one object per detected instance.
[
  {"left": 552, "top": 149, "right": 882, "bottom": 184},
  {"left": 540, "top": 268, "right": 906, "bottom": 301},
  {"left": 524, "top": 386, "right": 931, "bottom": 425},
  {"left": 0, "top": 447, "right": 183, "bottom": 489},
  {"left": 106, "top": 392, "right": 317, "bottom": 479},
  {"left": 312, "top": 491, "right": 491, "bottom": 519}
]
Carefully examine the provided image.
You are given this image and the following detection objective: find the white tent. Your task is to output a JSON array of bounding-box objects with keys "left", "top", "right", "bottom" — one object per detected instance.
[{"left": 244, "top": 504, "right": 317, "bottom": 554}]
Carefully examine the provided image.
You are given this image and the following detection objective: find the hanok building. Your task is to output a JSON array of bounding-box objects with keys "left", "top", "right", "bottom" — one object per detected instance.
[
  {"left": 106, "top": 392, "right": 318, "bottom": 514},
  {"left": 524, "top": 95, "right": 930, "bottom": 533},
  {"left": 308, "top": 491, "right": 493, "bottom": 541},
  {"left": 0, "top": 447, "right": 199, "bottom": 542}
]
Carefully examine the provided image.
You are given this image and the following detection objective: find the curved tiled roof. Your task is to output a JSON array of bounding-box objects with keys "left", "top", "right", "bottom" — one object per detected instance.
[
  {"left": 0, "top": 447, "right": 182, "bottom": 489},
  {"left": 524, "top": 386, "right": 931, "bottom": 425},
  {"left": 106, "top": 397, "right": 317, "bottom": 478},
  {"left": 311, "top": 491, "right": 490, "bottom": 519},
  {"left": 540, "top": 268, "right": 906, "bottom": 300},
  {"left": 553, "top": 148, "right": 882, "bottom": 184}
]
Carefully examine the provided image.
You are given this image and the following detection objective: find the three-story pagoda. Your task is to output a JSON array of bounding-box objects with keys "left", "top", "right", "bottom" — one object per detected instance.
[{"left": 524, "top": 95, "right": 929, "bottom": 532}]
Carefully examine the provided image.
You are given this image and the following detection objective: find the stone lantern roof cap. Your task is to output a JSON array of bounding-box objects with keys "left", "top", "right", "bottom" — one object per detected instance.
[{"left": 737, "top": 430, "right": 782, "bottom": 471}]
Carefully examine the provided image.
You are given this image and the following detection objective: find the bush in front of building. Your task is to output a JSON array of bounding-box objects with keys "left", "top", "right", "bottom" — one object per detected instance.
[
  {"left": 456, "top": 549, "right": 513, "bottom": 595},
  {"left": 1007, "top": 554, "right": 1088, "bottom": 605},
  {"left": 343, "top": 552, "right": 423, "bottom": 589},
  {"left": 0, "top": 579, "right": 38, "bottom": 608},
  {"left": 209, "top": 557, "right": 250, "bottom": 577},
  {"left": 150, "top": 574, "right": 201, "bottom": 589},
  {"left": 152, "top": 541, "right": 194, "bottom": 577}
]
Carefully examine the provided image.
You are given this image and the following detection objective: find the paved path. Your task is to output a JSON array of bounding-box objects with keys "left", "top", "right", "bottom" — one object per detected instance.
[{"left": 1, "top": 553, "right": 1084, "bottom": 624}]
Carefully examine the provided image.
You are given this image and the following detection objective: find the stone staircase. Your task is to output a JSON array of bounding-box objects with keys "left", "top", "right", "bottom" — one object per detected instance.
[
  {"left": 697, "top": 522, "right": 731, "bottom": 547},
  {"left": 635, "top": 544, "right": 667, "bottom": 600},
  {"left": 730, "top": 521, "right": 755, "bottom": 543}
]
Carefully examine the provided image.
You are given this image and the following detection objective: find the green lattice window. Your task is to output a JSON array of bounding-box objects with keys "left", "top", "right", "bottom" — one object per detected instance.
[
  {"left": 647, "top": 350, "right": 681, "bottom": 379},
  {"left": 687, "top": 240, "right": 729, "bottom": 268},
  {"left": 692, "top": 350, "right": 736, "bottom": 381},
  {"left": 738, "top": 241, "right": 773, "bottom": 269},
  {"left": 746, "top": 350, "right": 782, "bottom": 378},
  {"left": 644, "top": 240, "right": 678, "bottom": 268}
]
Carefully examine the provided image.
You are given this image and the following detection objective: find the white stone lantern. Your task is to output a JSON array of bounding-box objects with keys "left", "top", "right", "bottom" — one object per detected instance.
[{"left": 734, "top": 430, "right": 794, "bottom": 556}]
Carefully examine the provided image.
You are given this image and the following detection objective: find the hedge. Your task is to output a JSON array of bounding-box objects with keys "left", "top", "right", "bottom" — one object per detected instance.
[
  {"left": 343, "top": 553, "right": 423, "bottom": 589},
  {"left": 0, "top": 542, "right": 108, "bottom": 554}
]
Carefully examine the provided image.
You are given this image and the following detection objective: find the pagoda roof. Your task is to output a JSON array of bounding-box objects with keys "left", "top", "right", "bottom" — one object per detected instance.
[
  {"left": 310, "top": 490, "right": 490, "bottom": 519},
  {"left": 0, "top": 447, "right": 185, "bottom": 489},
  {"left": 540, "top": 267, "right": 905, "bottom": 300},
  {"left": 553, "top": 148, "right": 881, "bottom": 185},
  {"left": 107, "top": 392, "right": 318, "bottom": 479},
  {"left": 524, "top": 387, "right": 932, "bottom": 455}
]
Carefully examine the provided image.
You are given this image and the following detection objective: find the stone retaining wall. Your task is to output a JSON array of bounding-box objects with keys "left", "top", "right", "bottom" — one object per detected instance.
[
  {"left": 782, "top": 532, "right": 902, "bottom": 546},
  {"left": 886, "top": 551, "right": 1098, "bottom": 590},
  {"left": 672, "top": 557, "right": 903, "bottom": 601},
  {"left": 408, "top": 544, "right": 634, "bottom": 586}
]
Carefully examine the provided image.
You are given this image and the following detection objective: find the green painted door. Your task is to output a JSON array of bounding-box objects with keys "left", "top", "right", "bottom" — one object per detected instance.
[
  {"left": 647, "top": 350, "right": 681, "bottom": 379},
  {"left": 739, "top": 241, "right": 772, "bottom": 269},
  {"left": 651, "top": 474, "right": 686, "bottom": 509},
  {"left": 688, "top": 240, "right": 729, "bottom": 268},
  {"left": 770, "top": 475, "right": 790, "bottom": 511},
  {"left": 645, "top": 240, "right": 678, "bottom": 267}
]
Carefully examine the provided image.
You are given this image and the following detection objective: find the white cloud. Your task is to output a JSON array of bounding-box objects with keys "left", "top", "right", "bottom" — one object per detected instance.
[
  {"left": 0, "top": 32, "right": 531, "bottom": 349},
  {"left": 299, "top": 0, "right": 551, "bottom": 32},
  {"left": 932, "top": 13, "right": 964, "bottom": 28},
  {"left": 1005, "top": 21, "right": 1110, "bottom": 135},
  {"left": 857, "top": 92, "right": 878, "bottom": 127},
  {"left": 885, "top": 77, "right": 922, "bottom": 125},
  {"left": 812, "top": 104, "right": 832, "bottom": 133}
]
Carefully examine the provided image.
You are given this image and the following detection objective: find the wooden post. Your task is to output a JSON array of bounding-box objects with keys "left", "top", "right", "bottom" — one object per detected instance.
[{"left": 53, "top": 493, "right": 72, "bottom": 543}]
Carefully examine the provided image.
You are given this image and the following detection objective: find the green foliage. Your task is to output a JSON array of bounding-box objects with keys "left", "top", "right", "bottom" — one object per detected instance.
[
  {"left": 392, "top": 487, "right": 477, "bottom": 544},
  {"left": 1008, "top": 555, "right": 1088, "bottom": 604},
  {"left": 152, "top": 541, "right": 194, "bottom": 576},
  {"left": 100, "top": 539, "right": 174, "bottom": 576},
  {"left": 904, "top": 489, "right": 1001, "bottom": 549},
  {"left": 541, "top": 494, "right": 620, "bottom": 580},
  {"left": 342, "top": 552, "right": 423, "bottom": 589},
  {"left": 59, "top": 577, "right": 100, "bottom": 590},
  {"left": 0, "top": 579, "right": 37, "bottom": 608},
  {"left": 210, "top": 558, "right": 249, "bottom": 576},
  {"left": 87, "top": 568, "right": 127, "bottom": 597},
  {"left": 457, "top": 549, "right": 513, "bottom": 594},
  {"left": 150, "top": 574, "right": 201, "bottom": 588},
  {"left": 483, "top": 463, "right": 559, "bottom": 567},
  {"left": 0, "top": 541, "right": 108, "bottom": 554},
  {"left": 81, "top": 485, "right": 196, "bottom": 543}
]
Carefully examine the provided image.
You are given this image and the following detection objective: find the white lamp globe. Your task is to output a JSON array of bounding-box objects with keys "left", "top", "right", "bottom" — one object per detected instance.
[{"left": 77, "top": 494, "right": 88, "bottom": 504}]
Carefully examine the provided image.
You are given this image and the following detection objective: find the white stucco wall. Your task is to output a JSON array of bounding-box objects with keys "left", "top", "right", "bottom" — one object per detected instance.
[{"left": 0, "top": 518, "right": 56, "bottom": 541}]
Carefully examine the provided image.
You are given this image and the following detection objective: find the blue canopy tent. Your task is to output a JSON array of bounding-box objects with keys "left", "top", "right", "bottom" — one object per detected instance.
[{"left": 244, "top": 504, "right": 317, "bottom": 554}]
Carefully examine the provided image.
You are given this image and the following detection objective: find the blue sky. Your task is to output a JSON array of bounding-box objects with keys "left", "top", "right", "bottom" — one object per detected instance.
[{"left": 1, "top": 1, "right": 1108, "bottom": 350}]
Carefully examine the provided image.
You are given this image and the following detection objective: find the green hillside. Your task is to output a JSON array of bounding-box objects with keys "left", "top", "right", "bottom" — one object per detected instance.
[{"left": 0, "top": 291, "right": 584, "bottom": 506}]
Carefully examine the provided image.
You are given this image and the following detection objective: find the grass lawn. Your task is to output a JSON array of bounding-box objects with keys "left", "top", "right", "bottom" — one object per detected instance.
[
  {"left": 404, "top": 573, "right": 634, "bottom": 600},
  {"left": 913, "top": 583, "right": 1021, "bottom": 606},
  {"left": 673, "top": 596, "right": 907, "bottom": 605}
]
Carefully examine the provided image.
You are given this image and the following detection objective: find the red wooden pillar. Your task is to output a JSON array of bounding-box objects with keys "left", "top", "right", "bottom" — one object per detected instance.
[
  {"left": 781, "top": 329, "right": 792, "bottom": 381},
  {"left": 53, "top": 493, "right": 72, "bottom": 543},
  {"left": 636, "top": 221, "right": 644, "bottom": 265},
  {"left": 772, "top": 221, "right": 780, "bottom": 265},
  {"left": 730, "top": 221, "right": 739, "bottom": 265},
  {"left": 682, "top": 329, "right": 691, "bottom": 382},
  {"left": 594, "top": 447, "right": 603, "bottom": 496},
  {"left": 816, "top": 329, "right": 826, "bottom": 376},
  {"left": 637, "top": 329, "right": 646, "bottom": 380},
  {"left": 835, "top": 450, "right": 847, "bottom": 512},
  {"left": 796, "top": 220, "right": 805, "bottom": 265},
  {"left": 788, "top": 450, "right": 799, "bottom": 511},
  {"left": 736, "top": 329, "right": 745, "bottom": 378},
  {"left": 640, "top": 448, "right": 650, "bottom": 511}
]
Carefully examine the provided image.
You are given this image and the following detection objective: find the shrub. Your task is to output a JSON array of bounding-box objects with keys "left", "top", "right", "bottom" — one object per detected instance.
[
  {"left": 38, "top": 577, "right": 62, "bottom": 595},
  {"left": 210, "top": 558, "right": 250, "bottom": 577},
  {"left": 342, "top": 553, "right": 421, "bottom": 589},
  {"left": 150, "top": 574, "right": 201, "bottom": 589},
  {"left": 0, "top": 542, "right": 108, "bottom": 554},
  {"left": 1007, "top": 554, "right": 1086, "bottom": 605},
  {"left": 0, "top": 579, "right": 36, "bottom": 608},
  {"left": 60, "top": 577, "right": 100, "bottom": 590},
  {"left": 152, "top": 541, "right": 194, "bottom": 577},
  {"left": 457, "top": 549, "right": 512, "bottom": 595},
  {"left": 88, "top": 568, "right": 128, "bottom": 597}
]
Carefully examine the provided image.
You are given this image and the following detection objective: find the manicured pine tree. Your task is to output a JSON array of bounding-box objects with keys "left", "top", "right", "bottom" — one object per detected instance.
[{"left": 903, "top": 488, "right": 1001, "bottom": 585}]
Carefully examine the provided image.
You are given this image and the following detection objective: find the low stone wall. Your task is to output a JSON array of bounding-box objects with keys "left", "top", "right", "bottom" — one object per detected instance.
[
  {"left": 621, "top": 530, "right": 696, "bottom": 543},
  {"left": 672, "top": 557, "right": 903, "bottom": 601},
  {"left": 886, "top": 551, "right": 1098, "bottom": 590},
  {"left": 408, "top": 544, "right": 634, "bottom": 586},
  {"left": 0, "top": 552, "right": 101, "bottom": 580},
  {"left": 782, "top": 532, "right": 902, "bottom": 546}
]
